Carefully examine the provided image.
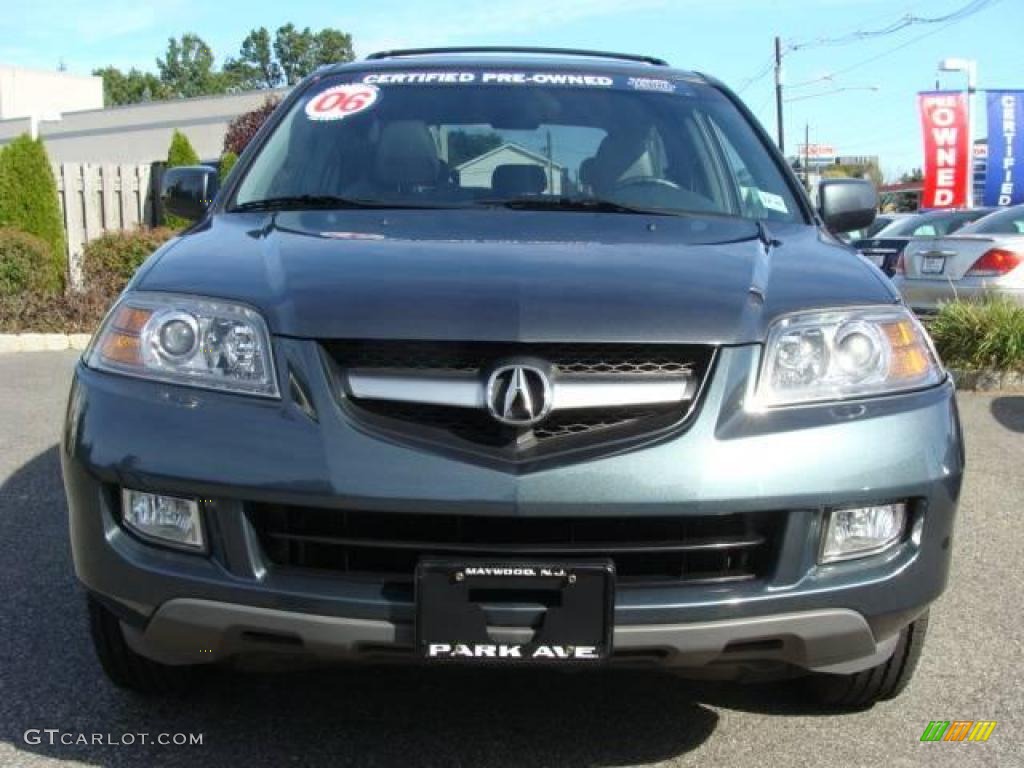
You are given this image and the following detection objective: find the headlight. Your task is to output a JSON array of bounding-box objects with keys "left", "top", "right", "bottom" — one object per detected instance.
[
  {"left": 754, "top": 306, "right": 942, "bottom": 407},
  {"left": 87, "top": 292, "right": 279, "bottom": 397},
  {"left": 820, "top": 503, "right": 906, "bottom": 563}
]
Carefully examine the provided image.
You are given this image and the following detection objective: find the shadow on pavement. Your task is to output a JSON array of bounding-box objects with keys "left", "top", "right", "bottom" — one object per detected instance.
[
  {"left": 0, "top": 445, "right": 821, "bottom": 768},
  {"left": 990, "top": 396, "right": 1024, "bottom": 433}
]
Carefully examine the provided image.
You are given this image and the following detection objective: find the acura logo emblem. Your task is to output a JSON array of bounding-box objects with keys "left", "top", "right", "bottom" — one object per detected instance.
[{"left": 486, "top": 364, "right": 553, "bottom": 427}]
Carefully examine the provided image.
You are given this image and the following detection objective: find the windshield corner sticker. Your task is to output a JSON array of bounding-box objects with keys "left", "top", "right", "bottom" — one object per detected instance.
[
  {"left": 305, "top": 84, "right": 380, "bottom": 121},
  {"left": 758, "top": 190, "right": 789, "bottom": 214},
  {"left": 627, "top": 77, "right": 676, "bottom": 93}
]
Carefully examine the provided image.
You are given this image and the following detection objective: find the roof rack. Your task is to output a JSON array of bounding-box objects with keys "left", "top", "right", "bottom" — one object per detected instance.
[{"left": 365, "top": 46, "right": 669, "bottom": 67}]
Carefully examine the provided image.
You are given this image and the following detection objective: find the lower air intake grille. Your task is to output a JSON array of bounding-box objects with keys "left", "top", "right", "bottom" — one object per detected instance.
[{"left": 249, "top": 505, "right": 783, "bottom": 586}]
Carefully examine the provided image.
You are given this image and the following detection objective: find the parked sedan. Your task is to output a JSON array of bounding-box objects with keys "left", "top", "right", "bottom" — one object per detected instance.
[
  {"left": 894, "top": 204, "right": 1024, "bottom": 312},
  {"left": 853, "top": 208, "right": 993, "bottom": 276},
  {"left": 840, "top": 213, "right": 909, "bottom": 243}
]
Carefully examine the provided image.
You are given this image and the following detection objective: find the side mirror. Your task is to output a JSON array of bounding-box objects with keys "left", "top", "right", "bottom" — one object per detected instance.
[
  {"left": 161, "top": 165, "right": 218, "bottom": 222},
  {"left": 818, "top": 178, "right": 878, "bottom": 234}
]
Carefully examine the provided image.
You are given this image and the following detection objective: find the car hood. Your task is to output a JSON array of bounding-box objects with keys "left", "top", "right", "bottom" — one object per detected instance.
[{"left": 137, "top": 209, "right": 896, "bottom": 344}]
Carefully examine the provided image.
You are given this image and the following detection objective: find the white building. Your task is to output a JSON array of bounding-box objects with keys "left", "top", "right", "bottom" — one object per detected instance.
[
  {"left": 0, "top": 66, "right": 103, "bottom": 123},
  {"left": 456, "top": 143, "right": 566, "bottom": 194},
  {"left": 0, "top": 86, "right": 289, "bottom": 164}
]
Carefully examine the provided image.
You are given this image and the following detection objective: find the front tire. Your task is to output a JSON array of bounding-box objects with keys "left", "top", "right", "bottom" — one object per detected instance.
[
  {"left": 809, "top": 610, "right": 929, "bottom": 709},
  {"left": 87, "top": 596, "right": 198, "bottom": 695}
]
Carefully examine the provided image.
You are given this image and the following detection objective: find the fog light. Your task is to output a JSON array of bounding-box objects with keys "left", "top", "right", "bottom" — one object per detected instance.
[
  {"left": 820, "top": 503, "right": 906, "bottom": 563},
  {"left": 121, "top": 489, "right": 205, "bottom": 552}
]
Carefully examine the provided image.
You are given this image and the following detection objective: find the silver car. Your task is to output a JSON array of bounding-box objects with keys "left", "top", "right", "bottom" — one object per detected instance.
[{"left": 895, "top": 205, "right": 1024, "bottom": 312}]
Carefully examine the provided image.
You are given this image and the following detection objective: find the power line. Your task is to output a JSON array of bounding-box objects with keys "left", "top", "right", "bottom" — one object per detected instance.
[
  {"left": 786, "top": 0, "right": 1003, "bottom": 92},
  {"left": 788, "top": 0, "right": 999, "bottom": 51},
  {"left": 735, "top": 59, "right": 776, "bottom": 94}
]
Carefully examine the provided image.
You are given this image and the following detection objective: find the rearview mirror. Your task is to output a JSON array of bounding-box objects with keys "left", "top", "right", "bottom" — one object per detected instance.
[
  {"left": 818, "top": 178, "right": 877, "bottom": 234},
  {"left": 161, "top": 165, "right": 218, "bottom": 222}
]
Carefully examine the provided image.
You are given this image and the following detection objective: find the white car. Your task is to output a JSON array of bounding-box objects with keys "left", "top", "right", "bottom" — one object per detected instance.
[{"left": 894, "top": 205, "right": 1024, "bottom": 312}]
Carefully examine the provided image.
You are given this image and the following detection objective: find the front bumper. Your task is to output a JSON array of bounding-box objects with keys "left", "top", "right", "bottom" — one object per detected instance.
[{"left": 63, "top": 341, "right": 964, "bottom": 673}]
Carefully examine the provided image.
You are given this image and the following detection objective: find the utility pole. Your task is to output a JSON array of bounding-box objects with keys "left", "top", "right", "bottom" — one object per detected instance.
[
  {"left": 804, "top": 122, "right": 810, "bottom": 192},
  {"left": 774, "top": 36, "right": 785, "bottom": 153},
  {"left": 545, "top": 129, "right": 554, "bottom": 193}
]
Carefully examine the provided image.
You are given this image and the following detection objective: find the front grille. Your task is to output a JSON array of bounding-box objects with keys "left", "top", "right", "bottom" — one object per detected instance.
[
  {"left": 323, "top": 341, "right": 714, "bottom": 461},
  {"left": 249, "top": 505, "right": 783, "bottom": 586},
  {"left": 354, "top": 402, "right": 661, "bottom": 446},
  {"left": 324, "top": 341, "right": 700, "bottom": 375}
]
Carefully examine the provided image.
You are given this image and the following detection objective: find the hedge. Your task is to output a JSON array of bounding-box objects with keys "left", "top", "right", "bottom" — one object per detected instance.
[
  {"left": 82, "top": 227, "right": 176, "bottom": 295},
  {"left": 930, "top": 298, "right": 1024, "bottom": 372},
  {"left": 0, "top": 228, "right": 59, "bottom": 297},
  {"left": 0, "top": 227, "right": 175, "bottom": 333},
  {"left": 0, "top": 135, "right": 66, "bottom": 292}
]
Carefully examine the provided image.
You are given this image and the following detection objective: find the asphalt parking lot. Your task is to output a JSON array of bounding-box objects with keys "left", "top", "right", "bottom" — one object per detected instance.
[{"left": 0, "top": 350, "right": 1020, "bottom": 768}]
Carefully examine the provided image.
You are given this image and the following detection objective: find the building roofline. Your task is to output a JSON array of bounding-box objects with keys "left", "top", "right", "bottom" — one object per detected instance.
[{"left": 454, "top": 141, "right": 566, "bottom": 171}]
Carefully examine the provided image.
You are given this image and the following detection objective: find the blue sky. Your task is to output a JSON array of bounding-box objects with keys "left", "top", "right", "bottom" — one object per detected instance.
[{"left": 1, "top": 0, "right": 1020, "bottom": 179}]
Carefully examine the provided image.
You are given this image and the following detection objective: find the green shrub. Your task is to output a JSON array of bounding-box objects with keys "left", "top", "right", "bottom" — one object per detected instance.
[
  {"left": 82, "top": 227, "right": 176, "bottom": 295},
  {"left": 0, "top": 228, "right": 59, "bottom": 296},
  {"left": 167, "top": 129, "right": 200, "bottom": 167},
  {"left": 0, "top": 135, "right": 66, "bottom": 291},
  {"left": 929, "top": 298, "right": 1024, "bottom": 371},
  {"left": 164, "top": 130, "right": 200, "bottom": 228},
  {"left": 219, "top": 151, "right": 239, "bottom": 183}
]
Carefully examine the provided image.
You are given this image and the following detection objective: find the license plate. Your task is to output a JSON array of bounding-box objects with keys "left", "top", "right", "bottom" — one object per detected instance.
[
  {"left": 416, "top": 559, "right": 615, "bottom": 662},
  {"left": 921, "top": 255, "right": 946, "bottom": 274}
]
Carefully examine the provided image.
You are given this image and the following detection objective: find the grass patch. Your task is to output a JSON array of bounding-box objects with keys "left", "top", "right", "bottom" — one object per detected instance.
[{"left": 929, "top": 298, "right": 1024, "bottom": 372}]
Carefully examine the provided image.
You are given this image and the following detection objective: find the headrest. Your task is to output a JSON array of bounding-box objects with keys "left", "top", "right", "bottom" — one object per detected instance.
[
  {"left": 374, "top": 121, "right": 440, "bottom": 185},
  {"left": 589, "top": 131, "right": 649, "bottom": 193},
  {"left": 579, "top": 157, "right": 596, "bottom": 187},
  {"left": 491, "top": 164, "right": 548, "bottom": 197}
]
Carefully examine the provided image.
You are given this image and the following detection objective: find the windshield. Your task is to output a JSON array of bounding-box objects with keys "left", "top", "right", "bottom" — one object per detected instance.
[
  {"left": 876, "top": 211, "right": 983, "bottom": 238},
  {"left": 959, "top": 206, "right": 1024, "bottom": 235},
  {"left": 233, "top": 70, "right": 803, "bottom": 223}
]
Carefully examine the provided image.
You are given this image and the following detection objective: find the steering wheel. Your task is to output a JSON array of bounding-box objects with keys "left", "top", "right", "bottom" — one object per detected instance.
[{"left": 613, "top": 176, "right": 683, "bottom": 192}]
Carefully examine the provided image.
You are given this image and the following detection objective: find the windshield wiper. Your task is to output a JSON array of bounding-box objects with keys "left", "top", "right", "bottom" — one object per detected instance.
[
  {"left": 473, "top": 196, "right": 677, "bottom": 216},
  {"left": 230, "top": 195, "right": 451, "bottom": 212}
]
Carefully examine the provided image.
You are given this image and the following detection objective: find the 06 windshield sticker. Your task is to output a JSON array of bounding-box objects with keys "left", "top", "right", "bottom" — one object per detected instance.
[{"left": 305, "top": 83, "right": 380, "bottom": 121}]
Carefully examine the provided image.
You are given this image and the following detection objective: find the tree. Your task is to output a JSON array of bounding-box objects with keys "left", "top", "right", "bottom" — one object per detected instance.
[
  {"left": 164, "top": 131, "right": 200, "bottom": 228},
  {"left": 314, "top": 28, "right": 355, "bottom": 68},
  {"left": 224, "top": 27, "right": 282, "bottom": 90},
  {"left": 822, "top": 161, "right": 883, "bottom": 188},
  {"left": 156, "top": 34, "right": 229, "bottom": 99},
  {"left": 167, "top": 129, "right": 200, "bottom": 167},
  {"left": 893, "top": 168, "right": 924, "bottom": 212},
  {"left": 0, "top": 135, "right": 66, "bottom": 292},
  {"left": 447, "top": 131, "right": 503, "bottom": 167},
  {"left": 274, "top": 24, "right": 354, "bottom": 85},
  {"left": 223, "top": 96, "right": 281, "bottom": 156},
  {"left": 93, "top": 67, "right": 168, "bottom": 106}
]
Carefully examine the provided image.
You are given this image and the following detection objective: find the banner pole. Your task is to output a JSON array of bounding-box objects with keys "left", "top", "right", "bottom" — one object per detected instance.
[{"left": 966, "top": 63, "right": 977, "bottom": 208}]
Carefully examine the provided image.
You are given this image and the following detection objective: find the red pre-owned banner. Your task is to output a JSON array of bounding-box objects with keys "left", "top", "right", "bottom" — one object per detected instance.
[{"left": 919, "top": 91, "right": 970, "bottom": 208}]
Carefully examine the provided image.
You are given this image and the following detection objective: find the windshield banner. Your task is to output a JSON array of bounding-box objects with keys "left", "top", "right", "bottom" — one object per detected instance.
[
  {"left": 918, "top": 91, "right": 970, "bottom": 209},
  {"left": 984, "top": 90, "right": 1024, "bottom": 207}
]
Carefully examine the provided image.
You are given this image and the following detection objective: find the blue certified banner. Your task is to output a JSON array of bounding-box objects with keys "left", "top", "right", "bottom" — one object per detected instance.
[{"left": 985, "top": 90, "right": 1024, "bottom": 206}]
